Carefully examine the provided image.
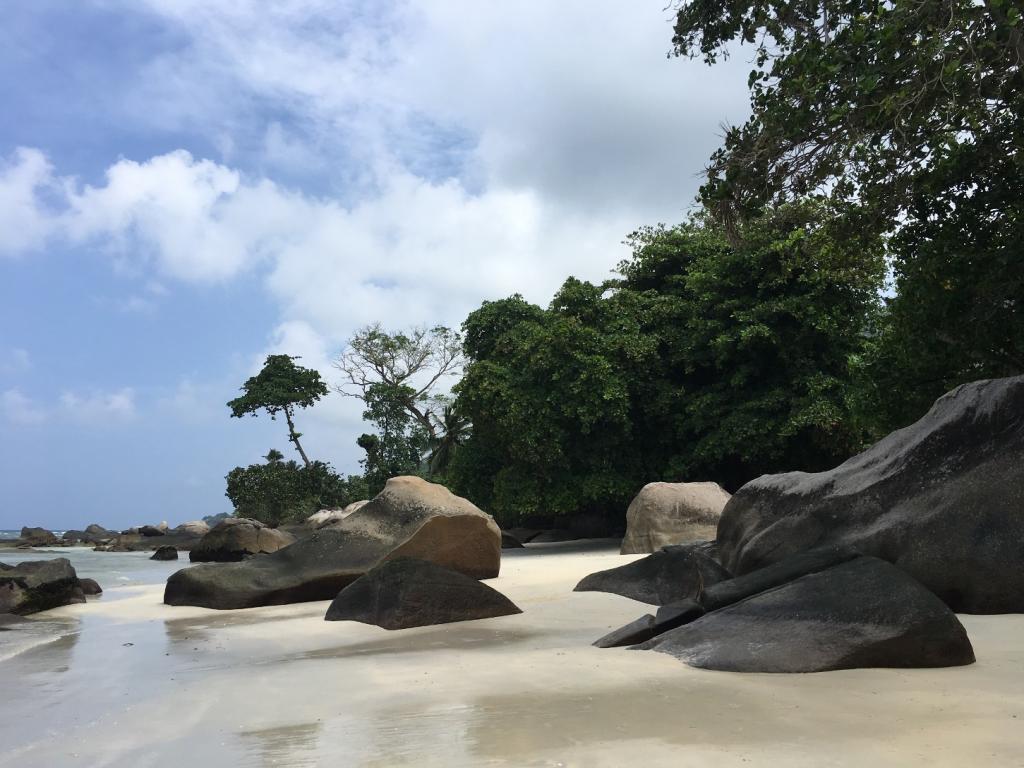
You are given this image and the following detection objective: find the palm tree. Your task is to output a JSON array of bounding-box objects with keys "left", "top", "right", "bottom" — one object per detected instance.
[{"left": 427, "top": 406, "right": 471, "bottom": 477}]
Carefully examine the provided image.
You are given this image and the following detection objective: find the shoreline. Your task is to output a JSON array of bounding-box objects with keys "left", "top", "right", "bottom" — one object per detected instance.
[{"left": 2, "top": 542, "right": 1023, "bottom": 767}]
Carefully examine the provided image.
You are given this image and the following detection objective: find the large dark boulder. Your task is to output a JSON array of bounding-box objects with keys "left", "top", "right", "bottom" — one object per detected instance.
[
  {"left": 0, "top": 558, "right": 85, "bottom": 615},
  {"left": 574, "top": 541, "right": 731, "bottom": 605},
  {"left": 189, "top": 518, "right": 295, "bottom": 562},
  {"left": 325, "top": 557, "right": 521, "bottom": 629},
  {"left": 165, "top": 476, "right": 502, "bottom": 609},
  {"left": 718, "top": 375, "right": 1024, "bottom": 613},
  {"left": 19, "top": 527, "right": 57, "bottom": 547},
  {"left": 636, "top": 557, "right": 976, "bottom": 672}
]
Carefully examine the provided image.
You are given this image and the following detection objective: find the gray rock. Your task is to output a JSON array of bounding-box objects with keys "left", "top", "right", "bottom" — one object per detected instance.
[
  {"left": 19, "top": 527, "right": 57, "bottom": 547},
  {"left": 592, "top": 600, "right": 705, "bottom": 648},
  {"left": 79, "top": 578, "right": 103, "bottom": 595},
  {"left": 0, "top": 558, "right": 83, "bottom": 615},
  {"left": 501, "top": 531, "right": 525, "bottom": 549},
  {"left": 151, "top": 545, "right": 179, "bottom": 561},
  {"left": 189, "top": 518, "right": 295, "bottom": 562},
  {"left": 717, "top": 375, "right": 1024, "bottom": 613},
  {"left": 574, "top": 541, "right": 730, "bottom": 605},
  {"left": 325, "top": 557, "right": 521, "bottom": 629},
  {"left": 593, "top": 614, "right": 658, "bottom": 648},
  {"left": 621, "top": 482, "right": 731, "bottom": 554},
  {"left": 165, "top": 476, "right": 502, "bottom": 610},
  {"left": 701, "top": 545, "right": 858, "bottom": 612},
  {"left": 137, "top": 525, "right": 165, "bottom": 537},
  {"left": 636, "top": 557, "right": 976, "bottom": 672}
]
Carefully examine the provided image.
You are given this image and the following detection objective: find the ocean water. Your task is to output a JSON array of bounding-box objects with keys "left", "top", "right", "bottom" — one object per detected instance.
[
  {"left": 0, "top": 546, "right": 179, "bottom": 590},
  {"left": 0, "top": 530, "right": 66, "bottom": 540}
]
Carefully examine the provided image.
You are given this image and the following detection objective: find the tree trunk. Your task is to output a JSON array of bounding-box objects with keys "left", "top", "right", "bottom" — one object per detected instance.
[{"left": 284, "top": 407, "right": 312, "bottom": 469}]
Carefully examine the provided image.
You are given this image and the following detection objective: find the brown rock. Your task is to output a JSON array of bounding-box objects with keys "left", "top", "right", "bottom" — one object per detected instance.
[{"left": 620, "top": 482, "right": 730, "bottom": 554}]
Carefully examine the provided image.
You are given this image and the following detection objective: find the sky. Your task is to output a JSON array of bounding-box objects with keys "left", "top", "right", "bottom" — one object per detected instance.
[{"left": 0, "top": 1, "right": 750, "bottom": 530}]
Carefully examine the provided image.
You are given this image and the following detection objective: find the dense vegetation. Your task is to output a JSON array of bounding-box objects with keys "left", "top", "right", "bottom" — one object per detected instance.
[{"left": 223, "top": 3, "right": 1022, "bottom": 530}]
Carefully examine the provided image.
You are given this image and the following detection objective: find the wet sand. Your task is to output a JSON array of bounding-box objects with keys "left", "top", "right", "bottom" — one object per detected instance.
[{"left": 2, "top": 541, "right": 1023, "bottom": 767}]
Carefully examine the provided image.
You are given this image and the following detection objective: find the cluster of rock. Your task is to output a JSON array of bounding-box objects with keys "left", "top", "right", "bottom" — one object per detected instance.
[
  {"left": 188, "top": 518, "right": 295, "bottom": 562},
  {"left": 165, "top": 476, "right": 506, "bottom": 610},
  {"left": 93, "top": 520, "right": 211, "bottom": 552},
  {"left": 580, "top": 374, "right": 1024, "bottom": 672},
  {"left": 0, "top": 558, "right": 101, "bottom": 615}
]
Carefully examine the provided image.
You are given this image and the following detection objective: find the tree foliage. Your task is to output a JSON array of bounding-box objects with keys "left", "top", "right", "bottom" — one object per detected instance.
[
  {"left": 227, "top": 355, "right": 328, "bottom": 468},
  {"left": 225, "top": 449, "right": 367, "bottom": 527},
  {"left": 672, "top": 0, "right": 1024, "bottom": 422},
  {"left": 449, "top": 205, "right": 883, "bottom": 525},
  {"left": 337, "top": 325, "right": 466, "bottom": 489}
]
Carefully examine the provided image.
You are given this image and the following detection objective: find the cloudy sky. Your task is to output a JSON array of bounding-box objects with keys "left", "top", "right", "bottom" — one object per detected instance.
[{"left": 0, "top": 1, "right": 750, "bottom": 530}]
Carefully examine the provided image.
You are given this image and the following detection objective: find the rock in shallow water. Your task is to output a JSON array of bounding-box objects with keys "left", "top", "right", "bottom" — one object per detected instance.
[
  {"left": 325, "top": 557, "right": 521, "bottom": 629},
  {"left": 151, "top": 545, "right": 178, "bottom": 561},
  {"left": 635, "top": 556, "right": 975, "bottom": 673},
  {"left": 718, "top": 375, "right": 1024, "bottom": 613},
  {"left": 0, "top": 558, "right": 84, "bottom": 615},
  {"left": 165, "top": 476, "right": 502, "bottom": 609},
  {"left": 574, "top": 541, "right": 730, "bottom": 605}
]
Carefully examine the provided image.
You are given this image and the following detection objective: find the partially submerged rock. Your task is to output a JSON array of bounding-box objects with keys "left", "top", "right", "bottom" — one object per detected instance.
[
  {"left": 718, "top": 375, "right": 1024, "bottom": 613},
  {"left": 79, "top": 578, "right": 103, "bottom": 596},
  {"left": 574, "top": 541, "right": 730, "bottom": 605},
  {"left": 0, "top": 558, "right": 85, "bottom": 615},
  {"left": 325, "top": 557, "right": 521, "bottom": 629},
  {"left": 151, "top": 545, "right": 179, "bottom": 561},
  {"left": 18, "top": 527, "right": 58, "bottom": 547},
  {"left": 62, "top": 524, "right": 116, "bottom": 545},
  {"left": 165, "top": 476, "right": 502, "bottom": 609},
  {"left": 620, "top": 482, "right": 730, "bottom": 554},
  {"left": 189, "top": 518, "right": 296, "bottom": 562},
  {"left": 636, "top": 557, "right": 975, "bottom": 672}
]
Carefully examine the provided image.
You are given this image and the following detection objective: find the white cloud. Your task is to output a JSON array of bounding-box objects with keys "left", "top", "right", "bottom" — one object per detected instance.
[
  {"left": 59, "top": 388, "right": 137, "bottom": 423},
  {"left": 1, "top": 389, "right": 48, "bottom": 425},
  {"left": 0, "top": 148, "right": 60, "bottom": 256}
]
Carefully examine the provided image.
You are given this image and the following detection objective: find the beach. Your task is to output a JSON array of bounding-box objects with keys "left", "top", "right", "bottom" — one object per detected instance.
[{"left": 2, "top": 542, "right": 1023, "bottom": 767}]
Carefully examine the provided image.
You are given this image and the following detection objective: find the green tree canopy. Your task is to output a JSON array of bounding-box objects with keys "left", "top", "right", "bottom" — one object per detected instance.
[
  {"left": 225, "top": 449, "right": 368, "bottom": 527},
  {"left": 672, "top": 0, "right": 1024, "bottom": 425},
  {"left": 227, "top": 354, "right": 328, "bottom": 468},
  {"left": 449, "top": 205, "right": 883, "bottom": 526}
]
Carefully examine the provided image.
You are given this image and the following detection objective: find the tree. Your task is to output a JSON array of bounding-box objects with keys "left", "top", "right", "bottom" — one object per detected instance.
[
  {"left": 355, "top": 382, "right": 431, "bottom": 494},
  {"left": 225, "top": 449, "right": 367, "bottom": 526},
  {"left": 335, "top": 324, "right": 463, "bottom": 443},
  {"left": 671, "top": 1, "right": 1024, "bottom": 426},
  {"left": 335, "top": 324, "right": 464, "bottom": 482},
  {"left": 671, "top": 0, "right": 1023, "bottom": 233},
  {"left": 449, "top": 205, "right": 883, "bottom": 526},
  {"left": 227, "top": 355, "right": 328, "bottom": 468}
]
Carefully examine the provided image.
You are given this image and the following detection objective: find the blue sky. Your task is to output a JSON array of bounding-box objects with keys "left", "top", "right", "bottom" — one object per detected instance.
[{"left": 0, "top": 1, "right": 749, "bottom": 530}]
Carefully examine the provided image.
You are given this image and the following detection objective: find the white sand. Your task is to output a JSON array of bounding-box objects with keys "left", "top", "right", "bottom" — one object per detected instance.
[{"left": 2, "top": 542, "right": 1023, "bottom": 767}]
